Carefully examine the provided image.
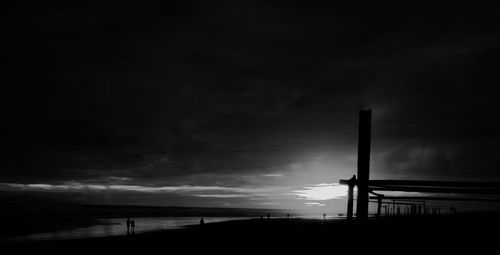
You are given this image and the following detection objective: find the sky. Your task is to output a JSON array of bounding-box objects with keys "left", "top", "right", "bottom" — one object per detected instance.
[{"left": 2, "top": 1, "right": 500, "bottom": 214}]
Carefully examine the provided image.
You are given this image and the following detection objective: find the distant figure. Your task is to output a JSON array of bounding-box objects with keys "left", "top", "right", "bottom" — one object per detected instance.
[
  {"left": 200, "top": 217, "right": 205, "bottom": 225},
  {"left": 287, "top": 213, "right": 290, "bottom": 219},
  {"left": 131, "top": 219, "right": 135, "bottom": 234},
  {"left": 267, "top": 213, "right": 270, "bottom": 220},
  {"left": 260, "top": 216, "right": 264, "bottom": 220},
  {"left": 126, "top": 218, "right": 131, "bottom": 234},
  {"left": 323, "top": 213, "right": 327, "bottom": 221}
]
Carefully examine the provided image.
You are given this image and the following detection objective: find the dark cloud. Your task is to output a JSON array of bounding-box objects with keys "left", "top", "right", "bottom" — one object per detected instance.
[{"left": 2, "top": 2, "right": 500, "bottom": 209}]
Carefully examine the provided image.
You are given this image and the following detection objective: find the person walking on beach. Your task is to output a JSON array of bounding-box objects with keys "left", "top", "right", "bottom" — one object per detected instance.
[
  {"left": 131, "top": 219, "right": 135, "bottom": 234},
  {"left": 200, "top": 217, "right": 205, "bottom": 225},
  {"left": 126, "top": 218, "right": 131, "bottom": 234}
]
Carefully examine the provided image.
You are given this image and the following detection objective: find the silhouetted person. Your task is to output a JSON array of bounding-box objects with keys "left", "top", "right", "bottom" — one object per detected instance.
[
  {"left": 200, "top": 217, "right": 205, "bottom": 225},
  {"left": 126, "top": 218, "right": 131, "bottom": 234},
  {"left": 287, "top": 213, "right": 290, "bottom": 219},
  {"left": 323, "top": 213, "right": 326, "bottom": 221},
  {"left": 260, "top": 216, "right": 264, "bottom": 220},
  {"left": 131, "top": 219, "right": 135, "bottom": 234},
  {"left": 267, "top": 213, "right": 270, "bottom": 220}
]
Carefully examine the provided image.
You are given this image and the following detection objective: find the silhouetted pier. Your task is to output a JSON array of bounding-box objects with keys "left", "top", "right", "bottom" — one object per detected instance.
[{"left": 341, "top": 110, "right": 500, "bottom": 219}]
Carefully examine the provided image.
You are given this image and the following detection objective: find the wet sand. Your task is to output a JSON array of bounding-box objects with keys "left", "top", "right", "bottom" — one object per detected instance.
[
  {"left": 5, "top": 214, "right": 500, "bottom": 253},
  {"left": 0, "top": 203, "right": 282, "bottom": 239}
]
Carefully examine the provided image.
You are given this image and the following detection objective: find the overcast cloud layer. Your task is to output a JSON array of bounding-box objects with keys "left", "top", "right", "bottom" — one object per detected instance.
[{"left": 2, "top": 2, "right": 500, "bottom": 211}]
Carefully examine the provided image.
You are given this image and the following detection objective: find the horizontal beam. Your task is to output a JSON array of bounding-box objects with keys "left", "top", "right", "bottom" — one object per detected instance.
[
  {"left": 370, "top": 196, "right": 500, "bottom": 202},
  {"left": 339, "top": 179, "right": 356, "bottom": 185},
  {"left": 339, "top": 179, "right": 350, "bottom": 185},
  {"left": 368, "top": 200, "right": 422, "bottom": 206},
  {"left": 368, "top": 180, "right": 500, "bottom": 188},
  {"left": 370, "top": 186, "right": 500, "bottom": 195}
]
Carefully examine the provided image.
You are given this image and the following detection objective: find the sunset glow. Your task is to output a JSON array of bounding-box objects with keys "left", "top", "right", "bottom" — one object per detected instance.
[{"left": 293, "top": 183, "right": 348, "bottom": 201}]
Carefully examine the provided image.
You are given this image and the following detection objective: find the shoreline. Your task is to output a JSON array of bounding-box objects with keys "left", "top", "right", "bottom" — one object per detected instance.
[{"left": 4, "top": 215, "right": 500, "bottom": 253}]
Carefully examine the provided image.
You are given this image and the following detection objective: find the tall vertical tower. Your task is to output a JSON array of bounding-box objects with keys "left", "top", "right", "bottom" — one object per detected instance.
[{"left": 356, "top": 109, "right": 371, "bottom": 220}]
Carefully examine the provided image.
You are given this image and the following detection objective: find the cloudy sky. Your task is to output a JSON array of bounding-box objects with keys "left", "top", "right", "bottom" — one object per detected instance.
[{"left": 2, "top": 1, "right": 500, "bottom": 213}]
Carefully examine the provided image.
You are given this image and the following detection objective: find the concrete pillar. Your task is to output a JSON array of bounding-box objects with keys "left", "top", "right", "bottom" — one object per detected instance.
[
  {"left": 376, "top": 196, "right": 382, "bottom": 218},
  {"left": 347, "top": 180, "right": 355, "bottom": 220},
  {"left": 356, "top": 110, "right": 371, "bottom": 220},
  {"left": 392, "top": 200, "right": 396, "bottom": 216}
]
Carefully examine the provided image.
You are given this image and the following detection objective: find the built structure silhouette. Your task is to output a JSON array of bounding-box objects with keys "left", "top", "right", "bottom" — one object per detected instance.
[{"left": 340, "top": 110, "right": 500, "bottom": 219}]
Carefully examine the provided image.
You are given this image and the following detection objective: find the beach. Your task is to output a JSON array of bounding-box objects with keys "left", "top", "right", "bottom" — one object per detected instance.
[
  {"left": 5, "top": 214, "right": 499, "bottom": 254},
  {"left": 0, "top": 203, "right": 284, "bottom": 240}
]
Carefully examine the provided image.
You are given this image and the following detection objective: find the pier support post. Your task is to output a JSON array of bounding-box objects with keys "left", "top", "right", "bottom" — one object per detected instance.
[
  {"left": 376, "top": 196, "right": 382, "bottom": 218},
  {"left": 356, "top": 110, "right": 371, "bottom": 220},
  {"left": 347, "top": 175, "right": 356, "bottom": 220}
]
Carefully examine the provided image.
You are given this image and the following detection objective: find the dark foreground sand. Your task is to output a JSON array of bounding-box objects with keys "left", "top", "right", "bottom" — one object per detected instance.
[{"left": 5, "top": 215, "right": 499, "bottom": 253}]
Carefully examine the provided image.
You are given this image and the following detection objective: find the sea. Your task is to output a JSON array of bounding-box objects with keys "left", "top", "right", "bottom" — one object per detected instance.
[
  {"left": 0, "top": 203, "right": 342, "bottom": 243},
  {"left": 2, "top": 216, "right": 248, "bottom": 243}
]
